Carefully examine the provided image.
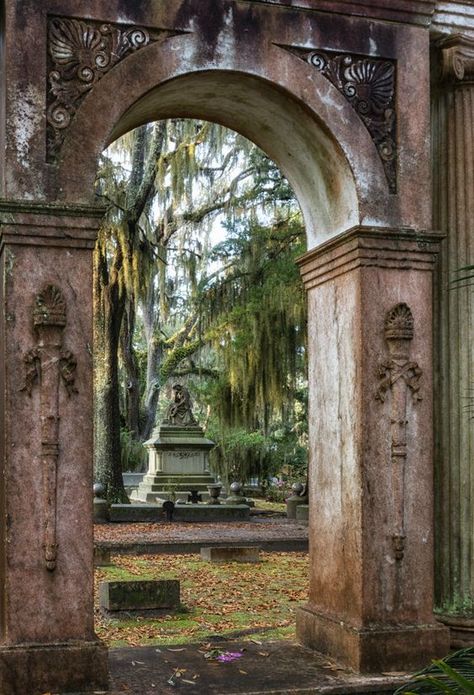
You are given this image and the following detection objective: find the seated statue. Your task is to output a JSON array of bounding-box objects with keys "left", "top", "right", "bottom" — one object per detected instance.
[{"left": 163, "top": 384, "right": 197, "bottom": 426}]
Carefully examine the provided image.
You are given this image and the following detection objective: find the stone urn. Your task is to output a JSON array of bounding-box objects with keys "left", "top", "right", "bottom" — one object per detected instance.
[{"left": 207, "top": 483, "right": 223, "bottom": 505}]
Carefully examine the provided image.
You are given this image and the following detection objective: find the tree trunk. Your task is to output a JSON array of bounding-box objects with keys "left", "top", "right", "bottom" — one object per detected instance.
[
  {"left": 140, "top": 285, "right": 162, "bottom": 441},
  {"left": 120, "top": 298, "right": 141, "bottom": 436},
  {"left": 94, "top": 245, "right": 129, "bottom": 503}
]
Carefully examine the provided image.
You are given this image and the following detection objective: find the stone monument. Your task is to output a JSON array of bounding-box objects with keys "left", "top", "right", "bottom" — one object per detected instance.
[{"left": 132, "top": 385, "right": 216, "bottom": 503}]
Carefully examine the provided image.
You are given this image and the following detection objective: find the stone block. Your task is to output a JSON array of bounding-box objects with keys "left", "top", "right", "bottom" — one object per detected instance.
[
  {"left": 110, "top": 504, "right": 164, "bottom": 522},
  {"left": 296, "top": 605, "right": 450, "bottom": 673},
  {"left": 295, "top": 504, "right": 309, "bottom": 523},
  {"left": 93, "top": 497, "right": 109, "bottom": 523},
  {"left": 99, "top": 580, "right": 180, "bottom": 611},
  {"left": 0, "top": 640, "right": 108, "bottom": 695},
  {"left": 174, "top": 504, "right": 250, "bottom": 522},
  {"left": 200, "top": 546, "right": 261, "bottom": 563},
  {"left": 94, "top": 545, "right": 112, "bottom": 567}
]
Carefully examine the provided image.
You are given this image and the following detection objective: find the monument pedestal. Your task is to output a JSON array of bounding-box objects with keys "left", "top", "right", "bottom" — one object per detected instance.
[{"left": 132, "top": 424, "right": 216, "bottom": 502}]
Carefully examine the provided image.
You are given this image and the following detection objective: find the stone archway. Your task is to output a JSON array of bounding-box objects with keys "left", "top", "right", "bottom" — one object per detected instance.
[{"left": 0, "top": 1, "right": 459, "bottom": 692}]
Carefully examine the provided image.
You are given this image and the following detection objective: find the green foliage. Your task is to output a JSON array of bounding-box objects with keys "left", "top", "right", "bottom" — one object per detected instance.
[
  {"left": 95, "top": 118, "right": 308, "bottom": 487},
  {"left": 120, "top": 428, "right": 147, "bottom": 472},
  {"left": 395, "top": 648, "right": 474, "bottom": 694}
]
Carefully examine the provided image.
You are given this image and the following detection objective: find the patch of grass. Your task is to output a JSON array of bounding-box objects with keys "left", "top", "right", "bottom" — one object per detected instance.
[
  {"left": 95, "top": 552, "right": 308, "bottom": 647},
  {"left": 253, "top": 499, "right": 287, "bottom": 513}
]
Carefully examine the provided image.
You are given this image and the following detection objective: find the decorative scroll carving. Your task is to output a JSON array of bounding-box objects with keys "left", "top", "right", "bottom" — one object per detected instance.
[
  {"left": 376, "top": 303, "right": 422, "bottom": 564},
  {"left": 21, "top": 285, "right": 78, "bottom": 571},
  {"left": 46, "top": 17, "right": 173, "bottom": 160},
  {"left": 281, "top": 45, "right": 397, "bottom": 193},
  {"left": 439, "top": 34, "right": 474, "bottom": 84}
]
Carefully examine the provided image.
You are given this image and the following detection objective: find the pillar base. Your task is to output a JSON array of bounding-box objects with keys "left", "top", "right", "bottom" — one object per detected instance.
[
  {"left": 437, "top": 615, "right": 474, "bottom": 648},
  {"left": 0, "top": 639, "right": 108, "bottom": 695},
  {"left": 296, "top": 605, "right": 450, "bottom": 673}
]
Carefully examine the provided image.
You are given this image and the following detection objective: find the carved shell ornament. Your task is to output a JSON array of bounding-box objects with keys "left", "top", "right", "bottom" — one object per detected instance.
[
  {"left": 46, "top": 17, "right": 164, "bottom": 160},
  {"left": 283, "top": 46, "right": 397, "bottom": 192},
  {"left": 343, "top": 59, "right": 394, "bottom": 115}
]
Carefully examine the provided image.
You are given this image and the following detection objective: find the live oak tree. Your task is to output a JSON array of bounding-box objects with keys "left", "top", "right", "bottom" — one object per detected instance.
[{"left": 93, "top": 119, "right": 307, "bottom": 502}]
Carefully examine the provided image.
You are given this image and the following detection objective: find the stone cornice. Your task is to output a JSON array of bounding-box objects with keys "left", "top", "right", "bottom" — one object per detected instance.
[
  {"left": 297, "top": 227, "right": 443, "bottom": 290},
  {"left": 0, "top": 200, "right": 106, "bottom": 251},
  {"left": 439, "top": 34, "right": 474, "bottom": 82},
  {"left": 432, "top": 2, "right": 474, "bottom": 39},
  {"left": 248, "top": 0, "right": 436, "bottom": 26}
]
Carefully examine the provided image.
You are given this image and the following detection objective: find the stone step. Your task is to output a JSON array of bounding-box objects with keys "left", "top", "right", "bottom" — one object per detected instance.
[
  {"left": 142, "top": 474, "right": 215, "bottom": 484},
  {"left": 138, "top": 483, "right": 214, "bottom": 493}
]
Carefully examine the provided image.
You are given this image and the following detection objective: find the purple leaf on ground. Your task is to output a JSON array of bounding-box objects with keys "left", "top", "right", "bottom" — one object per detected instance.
[{"left": 216, "top": 651, "right": 243, "bottom": 662}]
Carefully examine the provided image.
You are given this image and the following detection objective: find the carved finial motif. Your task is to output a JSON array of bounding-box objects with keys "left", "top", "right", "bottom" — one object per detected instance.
[
  {"left": 34, "top": 285, "right": 67, "bottom": 328},
  {"left": 384, "top": 303, "right": 414, "bottom": 341}
]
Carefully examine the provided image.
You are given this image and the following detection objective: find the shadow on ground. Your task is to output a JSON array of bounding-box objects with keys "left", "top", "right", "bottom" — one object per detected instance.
[{"left": 92, "top": 639, "right": 409, "bottom": 694}]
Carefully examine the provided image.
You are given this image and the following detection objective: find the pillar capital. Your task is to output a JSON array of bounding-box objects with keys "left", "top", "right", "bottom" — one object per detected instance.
[
  {"left": 297, "top": 227, "right": 443, "bottom": 291},
  {"left": 0, "top": 199, "right": 106, "bottom": 250},
  {"left": 438, "top": 34, "right": 474, "bottom": 85}
]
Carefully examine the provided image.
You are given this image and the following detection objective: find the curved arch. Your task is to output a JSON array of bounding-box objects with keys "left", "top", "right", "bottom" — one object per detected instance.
[{"left": 57, "top": 35, "right": 389, "bottom": 248}]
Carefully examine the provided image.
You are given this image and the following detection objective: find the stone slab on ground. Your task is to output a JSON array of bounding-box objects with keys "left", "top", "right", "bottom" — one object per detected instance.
[
  {"left": 201, "top": 545, "right": 261, "bottom": 562},
  {"left": 100, "top": 579, "right": 180, "bottom": 611},
  {"left": 95, "top": 518, "right": 308, "bottom": 554},
  {"left": 109, "top": 503, "right": 250, "bottom": 523},
  {"left": 59, "top": 639, "right": 411, "bottom": 694}
]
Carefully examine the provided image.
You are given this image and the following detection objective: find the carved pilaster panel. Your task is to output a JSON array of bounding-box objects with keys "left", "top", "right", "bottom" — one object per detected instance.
[
  {"left": 279, "top": 45, "right": 397, "bottom": 193},
  {"left": 20, "top": 285, "right": 78, "bottom": 571},
  {"left": 376, "top": 304, "right": 422, "bottom": 566},
  {"left": 46, "top": 17, "right": 180, "bottom": 161}
]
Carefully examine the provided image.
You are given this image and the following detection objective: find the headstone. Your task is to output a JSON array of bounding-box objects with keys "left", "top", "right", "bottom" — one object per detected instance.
[
  {"left": 200, "top": 546, "right": 261, "bottom": 563},
  {"left": 99, "top": 580, "right": 180, "bottom": 611}
]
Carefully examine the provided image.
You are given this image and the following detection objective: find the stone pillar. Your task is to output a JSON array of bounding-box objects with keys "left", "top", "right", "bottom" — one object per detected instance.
[
  {"left": 433, "top": 35, "right": 474, "bottom": 646},
  {"left": 0, "top": 202, "right": 108, "bottom": 694},
  {"left": 296, "top": 227, "right": 450, "bottom": 673}
]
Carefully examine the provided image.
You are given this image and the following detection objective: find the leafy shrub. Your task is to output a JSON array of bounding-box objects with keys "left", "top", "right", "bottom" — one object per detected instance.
[{"left": 394, "top": 647, "right": 474, "bottom": 694}]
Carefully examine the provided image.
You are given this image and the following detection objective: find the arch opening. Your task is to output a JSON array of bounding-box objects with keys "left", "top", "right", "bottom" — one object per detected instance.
[{"left": 62, "top": 70, "right": 360, "bottom": 249}]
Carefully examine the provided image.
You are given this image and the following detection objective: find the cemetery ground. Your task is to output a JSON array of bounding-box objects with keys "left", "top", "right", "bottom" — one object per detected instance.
[
  {"left": 87, "top": 518, "right": 410, "bottom": 694},
  {"left": 95, "top": 551, "right": 308, "bottom": 647}
]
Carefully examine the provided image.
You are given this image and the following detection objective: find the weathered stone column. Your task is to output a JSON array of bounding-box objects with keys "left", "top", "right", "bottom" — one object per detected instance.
[
  {"left": 433, "top": 35, "right": 474, "bottom": 646},
  {"left": 296, "top": 227, "right": 450, "bottom": 673},
  {"left": 0, "top": 202, "right": 108, "bottom": 694}
]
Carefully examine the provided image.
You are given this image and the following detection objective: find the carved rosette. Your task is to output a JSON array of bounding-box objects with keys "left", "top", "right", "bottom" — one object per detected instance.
[
  {"left": 281, "top": 45, "right": 397, "bottom": 193},
  {"left": 21, "top": 285, "right": 78, "bottom": 571},
  {"left": 439, "top": 34, "right": 474, "bottom": 84},
  {"left": 46, "top": 17, "right": 173, "bottom": 160},
  {"left": 376, "top": 303, "right": 422, "bottom": 568}
]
